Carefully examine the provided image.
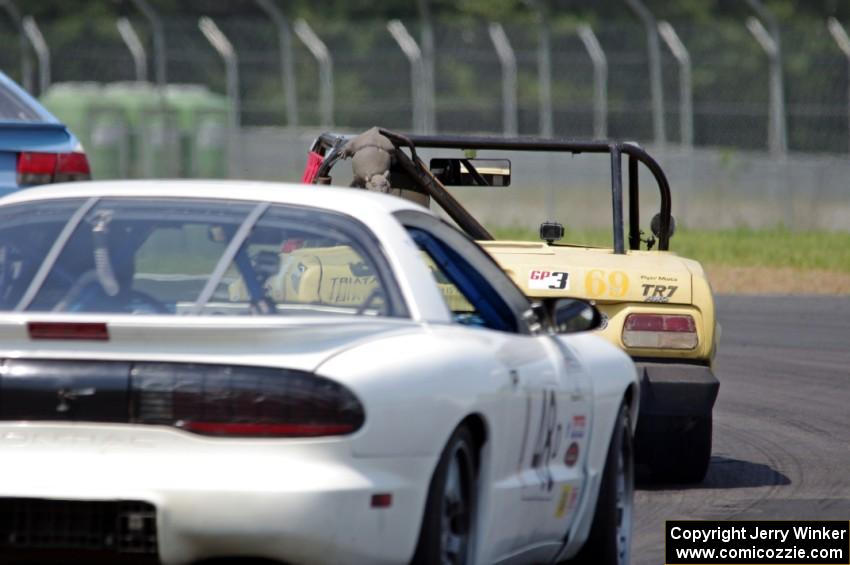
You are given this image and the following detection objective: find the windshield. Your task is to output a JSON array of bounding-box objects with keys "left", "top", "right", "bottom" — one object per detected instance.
[{"left": 0, "top": 198, "right": 402, "bottom": 317}]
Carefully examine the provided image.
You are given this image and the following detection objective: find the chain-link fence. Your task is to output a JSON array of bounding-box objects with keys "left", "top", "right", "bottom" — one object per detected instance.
[
  {"left": 3, "top": 14, "right": 850, "bottom": 151},
  {"left": 1, "top": 12, "right": 849, "bottom": 230}
]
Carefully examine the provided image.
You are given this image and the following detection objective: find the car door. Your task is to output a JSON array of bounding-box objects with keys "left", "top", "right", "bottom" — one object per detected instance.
[{"left": 396, "top": 211, "right": 587, "bottom": 560}]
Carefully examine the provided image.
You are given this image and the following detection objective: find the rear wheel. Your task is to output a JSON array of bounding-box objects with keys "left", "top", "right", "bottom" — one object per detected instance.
[
  {"left": 412, "top": 426, "right": 478, "bottom": 565},
  {"left": 569, "top": 401, "right": 634, "bottom": 565},
  {"left": 646, "top": 414, "right": 712, "bottom": 483}
]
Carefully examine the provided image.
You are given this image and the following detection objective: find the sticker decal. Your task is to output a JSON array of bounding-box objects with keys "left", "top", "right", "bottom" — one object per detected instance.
[
  {"left": 585, "top": 269, "right": 629, "bottom": 298},
  {"left": 555, "top": 485, "right": 572, "bottom": 518},
  {"left": 520, "top": 390, "right": 563, "bottom": 500},
  {"left": 641, "top": 284, "right": 678, "bottom": 303},
  {"left": 567, "top": 486, "right": 581, "bottom": 514},
  {"left": 564, "top": 442, "right": 580, "bottom": 467},
  {"left": 570, "top": 415, "right": 587, "bottom": 439},
  {"left": 640, "top": 274, "right": 679, "bottom": 283},
  {"left": 528, "top": 269, "right": 570, "bottom": 291},
  {"left": 328, "top": 275, "right": 378, "bottom": 303}
]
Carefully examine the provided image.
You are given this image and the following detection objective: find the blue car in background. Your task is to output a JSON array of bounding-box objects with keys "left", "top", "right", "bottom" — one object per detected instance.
[{"left": 0, "top": 71, "right": 90, "bottom": 196}]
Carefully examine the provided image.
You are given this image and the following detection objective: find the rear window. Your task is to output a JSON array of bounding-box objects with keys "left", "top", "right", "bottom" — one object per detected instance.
[
  {"left": 0, "top": 82, "right": 42, "bottom": 122},
  {"left": 0, "top": 197, "right": 404, "bottom": 317}
]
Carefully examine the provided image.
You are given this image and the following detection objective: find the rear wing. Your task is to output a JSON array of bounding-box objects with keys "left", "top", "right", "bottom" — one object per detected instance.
[{"left": 307, "top": 130, "right": 673, "bottom": 254}]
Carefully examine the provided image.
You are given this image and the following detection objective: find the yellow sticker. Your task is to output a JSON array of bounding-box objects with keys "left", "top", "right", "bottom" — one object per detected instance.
[
  {"left": 584, "top": 269, "right": 630, "bottom": 298},
  {"left": 555, "top": 485, "right": 572, "bottom": 518}
]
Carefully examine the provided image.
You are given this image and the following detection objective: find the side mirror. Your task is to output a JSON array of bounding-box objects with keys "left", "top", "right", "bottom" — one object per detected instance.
[
  {"left": 650, "top": 213, "right": 676, "bottom": 239},
  {"left": 429, "top": 158, "right": 511, "bottom": 187},
  {"left": 539, "top": 221, "right": 564, "bottom": 244},
  {"left": 551, "top": 298, "right": 603, "bottom": 334}
]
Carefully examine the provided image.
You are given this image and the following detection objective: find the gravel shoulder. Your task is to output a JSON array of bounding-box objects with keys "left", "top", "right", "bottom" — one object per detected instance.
[{"left": 706, "top": 265, "right": 850, "bottom": 295}]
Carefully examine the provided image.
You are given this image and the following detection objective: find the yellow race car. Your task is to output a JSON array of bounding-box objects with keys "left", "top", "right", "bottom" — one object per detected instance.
[{"left": 304, "top": 128, "right": 719, "bottom": 483}]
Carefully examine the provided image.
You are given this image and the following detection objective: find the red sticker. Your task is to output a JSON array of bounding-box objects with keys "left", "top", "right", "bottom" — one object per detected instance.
[{"left": 564, "top": 442, "right": 580, "bottom": 467}]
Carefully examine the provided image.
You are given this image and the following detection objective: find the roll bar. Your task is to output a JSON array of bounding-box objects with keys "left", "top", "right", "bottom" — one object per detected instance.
[{"left": 309, "top": 130, "right": 673, "bottom": 253}]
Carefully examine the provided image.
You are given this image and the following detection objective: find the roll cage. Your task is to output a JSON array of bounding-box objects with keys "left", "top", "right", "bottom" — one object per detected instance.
[{"left": 307, "top": 129, "right": 674, "bottom": 254}]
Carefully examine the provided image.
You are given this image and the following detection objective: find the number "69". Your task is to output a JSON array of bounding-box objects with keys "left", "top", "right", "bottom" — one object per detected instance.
[{"left": 584, "top": 269, "right": 629, "bottom": 298}]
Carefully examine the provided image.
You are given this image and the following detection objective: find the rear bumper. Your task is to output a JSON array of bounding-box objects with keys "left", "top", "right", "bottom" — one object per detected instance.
[
  {"left": 635, "top": 361, "right": 718, "bottom": 418},
  {"left": 0, "top": 423, "right": 433, "bottom": 565}
]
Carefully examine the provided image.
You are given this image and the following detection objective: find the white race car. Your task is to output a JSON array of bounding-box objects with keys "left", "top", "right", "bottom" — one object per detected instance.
[{"left": 0, "top": 181, "right": 638, "bottom": 565}]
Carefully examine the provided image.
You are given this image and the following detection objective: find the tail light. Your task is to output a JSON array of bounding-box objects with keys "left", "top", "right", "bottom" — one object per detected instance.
[
  {"left": 16, "top": 152, "right": 56, "bottom": 185},
  {"left": 622, "top": 313, "right": 698, "bottom": 350},
  {"left": 130, "top": 363, "right": 364, "bottom": 438},
  {"left": 28, "top": 321, "right": 109, "bottom": 341},
  {"left": 17, "top": 151, "right": 91, "bottom": 186},
  {"left": 55, "top": 152, "right": 92, "bottom": 182}
]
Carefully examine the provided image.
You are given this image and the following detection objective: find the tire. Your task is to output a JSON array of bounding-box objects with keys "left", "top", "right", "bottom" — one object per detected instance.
[
  {"left": 646, "top": 414, "right": 712, "bottom": 484},
  {"left": 411, "top": 425, "right": 478, "bottom": 565},
  {"left": 570, "top": 401, "right": 634, "bottom": 565}
]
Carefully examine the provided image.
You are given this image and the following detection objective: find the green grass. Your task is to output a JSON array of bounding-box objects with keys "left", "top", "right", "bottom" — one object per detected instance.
[{"left": 492, "top": 227, "right": 850, "bottom": 273}]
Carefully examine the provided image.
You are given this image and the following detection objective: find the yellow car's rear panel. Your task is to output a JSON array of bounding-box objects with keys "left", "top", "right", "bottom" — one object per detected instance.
[{"left": 481, "top": 241, "right": 718, "bottom": 364}]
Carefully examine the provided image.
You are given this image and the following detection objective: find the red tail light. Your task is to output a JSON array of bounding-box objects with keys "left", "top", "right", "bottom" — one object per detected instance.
[
  {"left": 179, "top": 421, "right": 356, "bottom": 437},
  {"left": 17, "top": 151, "right": 91, "bottom": 186},
  {"left": 55, "top": 151, "right": 92, "bottom": 182},
  {"left": 28, "top": 322, "right": 109, "bottom": 341},
  {"left": 370, "top": 493, "right": 393, "bottom": 508},
  {"left": 131, "top": 363, "right": 364, "bottom": 438},
  {"left": 16, "top": 152, "right": 57, "bottom": 185},
  {"left": 622, "top": 313, "right": 698, "bottom": 349}
]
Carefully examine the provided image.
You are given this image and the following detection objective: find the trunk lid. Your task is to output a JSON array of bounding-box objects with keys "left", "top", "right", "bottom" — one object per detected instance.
[{"left": 0, "top": 314, "right": 416, "bottom": 372}]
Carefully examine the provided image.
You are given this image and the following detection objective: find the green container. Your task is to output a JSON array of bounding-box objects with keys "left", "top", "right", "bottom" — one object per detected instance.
[
  {"left": 101, "top": 82, "right": 181, "bottom": 178},
  {"left": 164, "top": 85, "right": 229, "bottom": 178},
  {"left": 40, "top": 82, "right": 130, "bottom": 179},
  {"left": 42, "top": 82, "right": 229, "bottom": 180}
]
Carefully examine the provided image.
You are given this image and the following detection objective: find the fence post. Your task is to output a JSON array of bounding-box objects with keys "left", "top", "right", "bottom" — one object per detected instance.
[
  {"left": 577, "top": 24, "right": 607, "bottom": 139},
  {"left": 129, "top": 0, "right": 166, "bottom": 90},
  {"left": 658, "top": 21, "right": 692, "bottom": 148},
  {"left": 746, "top": 0, "right": 787, "bottom": 156},
  {"left": 388, "top": 20, "right": 426, "bottom": 133},
  {"left": 117, "top": 18, "right": 148, "bottom": 82},
  {"left": 255, "top": 0, "right": 298, "bottom": 128},
  {"left": 199, "top": 17, "right": 240, "bottom": 132},
  {"left": 530, "top": 0, "right": 553, "bottom": 137},
  {"left": 626, "top": 0, "right": 665, "bottom": 148},
  {"left": 199, "top": 16, "right": 240, "bottom": 177},
  {"left": 0, "top": 0, "right": 33, "bottom": 92},
  {"left": 416, "top": 0, "right": 436, "bottom": 133},
  {"left": 827, "top": 17, "right": 850, "bottom": 155},
  {"left": 294, "top": 19, "right": 333, "bottom": 128},
  {"left": 21, "top": 16, "right": 49, "bottom": 95},
  {"left": 488, "top": 23, "right": 518, "bottom": 137}
]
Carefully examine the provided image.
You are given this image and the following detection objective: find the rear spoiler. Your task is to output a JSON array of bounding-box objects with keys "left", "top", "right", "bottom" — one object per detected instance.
[
  {"left": 0, "top": 122, "right": 71, "bottom": 153},
  {"left": 308, "top": 130, "right": 673, "bottom": 254}
]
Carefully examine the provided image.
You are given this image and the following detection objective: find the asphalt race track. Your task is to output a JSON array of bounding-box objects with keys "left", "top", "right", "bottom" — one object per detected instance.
[{"left": 632, "top": 295, "right": 850, "bottom": 564}]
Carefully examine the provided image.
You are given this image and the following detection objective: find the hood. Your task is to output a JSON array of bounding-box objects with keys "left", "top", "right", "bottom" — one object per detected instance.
[
  {"left": 481, "top": 240, "right": 693, "bottom": 305},
  {"left": 0, "top": 314, "right": 419, "bottom": 373}
]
